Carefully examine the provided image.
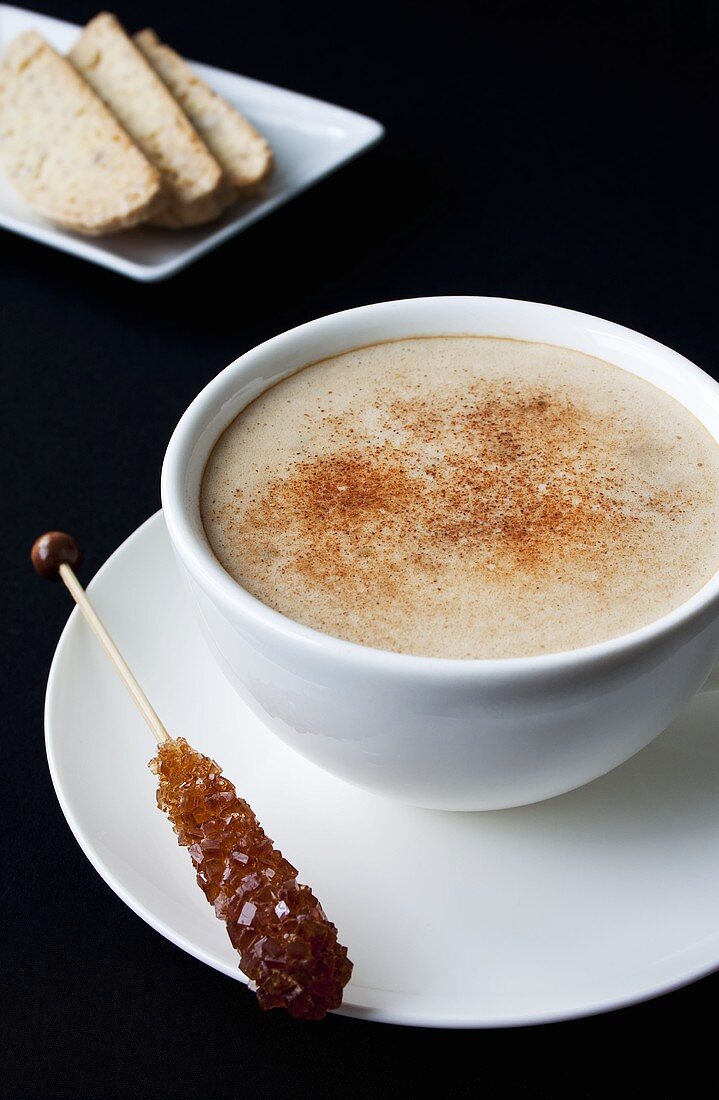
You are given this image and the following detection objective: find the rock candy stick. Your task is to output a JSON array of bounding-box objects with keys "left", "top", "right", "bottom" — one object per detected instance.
[
  {"left": 151, "top": 737, "right": 352, "bottom": 1018},
  {"left": 32, "top": 532, "right": 352, "bottom": 1019}
]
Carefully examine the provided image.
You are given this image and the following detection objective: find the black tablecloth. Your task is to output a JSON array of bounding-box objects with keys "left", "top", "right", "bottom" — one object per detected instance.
[{"left": 3, "top": 1, "right": 716, "bottom": 1094}]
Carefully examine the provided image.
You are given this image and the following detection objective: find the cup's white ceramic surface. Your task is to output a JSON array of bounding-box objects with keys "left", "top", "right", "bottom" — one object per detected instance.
[{"left": 161, "top": 297, "right": 719, "bottom": 810}]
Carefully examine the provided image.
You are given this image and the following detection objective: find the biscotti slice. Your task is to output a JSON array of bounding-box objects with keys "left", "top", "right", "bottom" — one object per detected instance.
[
  {"left": 149, "top": 174, "right": 236, "bottom": 228},
  {"left": 134, "top": 28, "right": 273, "bottom": 198},
  {"left": 0, "top": 31, "right": 161, "bottom": 235},
  {"left": 69, "top": 12, "right": 229, "bottom": 227}
]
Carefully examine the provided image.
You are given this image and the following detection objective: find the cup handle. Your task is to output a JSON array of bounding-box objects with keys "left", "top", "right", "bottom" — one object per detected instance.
[{"left": 700, "top": 661, "right": 719, "bottom": 693}]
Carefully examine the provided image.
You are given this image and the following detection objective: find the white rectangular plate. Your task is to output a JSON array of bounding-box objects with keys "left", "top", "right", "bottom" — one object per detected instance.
[{"left": 0, "top": 4, "right": 383, "bottom": 281}]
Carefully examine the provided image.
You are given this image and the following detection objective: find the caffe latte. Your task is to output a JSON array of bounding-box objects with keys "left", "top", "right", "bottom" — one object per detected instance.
[{"left": 201, "top": 337, "right": 719, "bottom": 658}]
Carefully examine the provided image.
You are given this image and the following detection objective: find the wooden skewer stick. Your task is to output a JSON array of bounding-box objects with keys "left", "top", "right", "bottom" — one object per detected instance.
[{"left": 31, "top": 531, "right": 169, "bottom": 745}]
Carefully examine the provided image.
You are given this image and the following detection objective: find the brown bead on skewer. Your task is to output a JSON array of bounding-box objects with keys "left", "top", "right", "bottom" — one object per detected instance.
[
  {"left": 32, "top": 532, "right": 352, "bottom": 1018},
  {"left": 31, "top": 531, "right": 82, "bottom": 581}
]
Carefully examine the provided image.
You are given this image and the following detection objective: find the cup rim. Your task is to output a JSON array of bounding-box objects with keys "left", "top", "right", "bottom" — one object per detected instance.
[{"left": 161, "top": 295, "right": 719, "bottom": 677}]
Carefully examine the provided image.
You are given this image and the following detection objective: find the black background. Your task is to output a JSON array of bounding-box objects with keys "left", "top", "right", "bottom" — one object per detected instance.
[{"left": 3, "top": 0, "right": 717, "bottom": 1094}]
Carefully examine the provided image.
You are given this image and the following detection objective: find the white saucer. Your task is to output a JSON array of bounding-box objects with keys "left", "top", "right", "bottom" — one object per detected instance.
[
  {"left": 0, "top": 5, "right": 383, "bottom": 282},
  {"left": 45, "top": 512, "right": 719, "bottom": 1027}
]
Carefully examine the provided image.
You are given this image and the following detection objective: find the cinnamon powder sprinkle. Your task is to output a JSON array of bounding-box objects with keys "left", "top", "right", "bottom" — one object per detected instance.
[{"left": 200, "top": 338, "right": 719, "bottom": 658}]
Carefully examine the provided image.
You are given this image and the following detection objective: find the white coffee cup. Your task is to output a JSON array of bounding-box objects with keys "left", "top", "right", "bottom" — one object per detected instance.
[{"left": 161, "top": 297, "right": 719, "bottom": 810}]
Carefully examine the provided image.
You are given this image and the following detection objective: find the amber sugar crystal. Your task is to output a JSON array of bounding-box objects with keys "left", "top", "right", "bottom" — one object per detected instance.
[{"left": 150, "top": 737, "right": 352, "bottom": 1019}]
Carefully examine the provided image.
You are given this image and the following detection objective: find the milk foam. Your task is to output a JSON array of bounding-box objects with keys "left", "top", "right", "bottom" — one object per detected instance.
[{"left": 201, "top": 337, "right": 719, "bottom": 658}]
